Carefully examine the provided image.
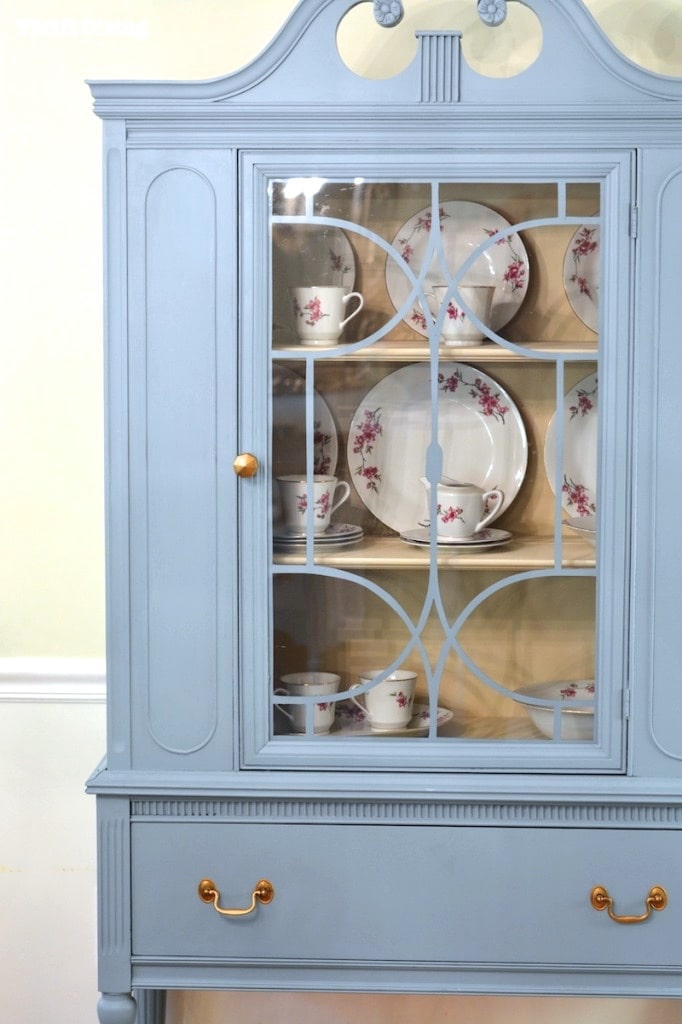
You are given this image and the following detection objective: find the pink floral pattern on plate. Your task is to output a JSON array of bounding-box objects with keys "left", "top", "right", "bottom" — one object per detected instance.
[
  {"left": 328, "top": 247, "right": 353, "bottom": 281},
  {"left": 563, "top": 223, "right": 599, "bottom": 333},
  {"left": 347, "top": 363, "right": 527, "bottom": 534},
  {"left": 569, "top": 380, "right": 597, "bottom": 420},
  {"left": 351, "top": 407, "right": 383, "bottom": 493},
  {"left": 482, "top": 227, "right": 527, "bottom": 293},
  {"left": 386, "top": 200, "right": 530, "bottom": 338},
  {"left": 544, "top": 372, "right": 598, "bottom": 518},
  {"left": 438, "top": 368, "right": 510, "bottom": 424},
  {"left": 568, "top": 226, "right": 598, "bottom": 300},
  {"left": 272, "top": 365, "right": 338, "bottom": 479},
  {"left": 313, "top": 419, "right": 333, "bottom": 475},
  {"left": 562, "top": 476, "right": 596, "bottom": 517}
]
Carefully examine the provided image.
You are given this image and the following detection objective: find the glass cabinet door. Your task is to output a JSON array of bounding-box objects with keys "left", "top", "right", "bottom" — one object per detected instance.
[{"left": 240, "top": 155, "right": 632, "bottom": 772}]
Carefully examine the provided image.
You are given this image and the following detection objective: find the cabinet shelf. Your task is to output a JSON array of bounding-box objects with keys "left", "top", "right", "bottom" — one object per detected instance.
[
  {"left": 273, "top": 339, "right": 598, "bottom": 362},
  {"left": 273, "top": 533, "right": 595, "bottom": 569}
]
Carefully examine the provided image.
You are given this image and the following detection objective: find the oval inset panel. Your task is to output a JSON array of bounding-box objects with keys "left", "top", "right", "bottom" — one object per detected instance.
[{"left": 144, "top": 167, "right": 218, "bottom": 753}]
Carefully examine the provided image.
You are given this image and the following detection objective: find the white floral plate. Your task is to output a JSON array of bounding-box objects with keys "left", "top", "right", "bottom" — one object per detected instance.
[
  {"left": 544, "top": 372, "right": 598, "bottom": 517},
  {"left": 272, "top": 224, "right": 355, "bottom": 343},
  {"left": 400, "top": 526, "right": 512, "bottom": 549},
  {"left": 347, "top": 363, "right": 527, "bottom": 534},
  {"left": 333, "top": 702, "right": 453, "bottom": 737},
  {"left": 563, "top": 224, "right": 599, "bottom": 333},
  {"left": 272, "top": 363, "right": 338, "bottom": 478},
  {"left": 385, "top": 200, "right": 529, "bottom": 337}
]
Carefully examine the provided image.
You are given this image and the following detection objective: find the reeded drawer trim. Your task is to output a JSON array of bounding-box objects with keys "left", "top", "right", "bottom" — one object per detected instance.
[{"left": 130, "top": 797, "right": 682, "bottom": 827}]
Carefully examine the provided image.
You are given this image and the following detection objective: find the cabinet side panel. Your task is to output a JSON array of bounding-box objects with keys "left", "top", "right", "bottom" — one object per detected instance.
[
  {"left": 127, "top": 153, "right": 232, "bottom": 766},
  {"left": 650, "top": 167, "right": 682, "bottom": 762},
  {"left": 144, "top": 167, "right": 218, "bottom": 753}
]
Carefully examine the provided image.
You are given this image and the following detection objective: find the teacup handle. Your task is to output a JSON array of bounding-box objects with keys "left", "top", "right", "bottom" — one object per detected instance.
[
  {"left": 339, "top": 292, "right": 363, "bottom": 331},
  {"left": 331, "top": 480, "right": 351, "bottom": 515},
  {"left": 273, "top": 687, "right": 294, "bottom": 724},
  {"left": 348, "top": 681, "right": 372, "bottom": 721},
  {"left": 475, "top": 489, "right": 504, "bottom": 532}
]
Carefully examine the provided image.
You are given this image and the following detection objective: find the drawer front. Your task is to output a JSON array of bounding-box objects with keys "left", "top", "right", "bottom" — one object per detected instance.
[{"left": 131, "top": 822, "right": 681, "bottom": 967}]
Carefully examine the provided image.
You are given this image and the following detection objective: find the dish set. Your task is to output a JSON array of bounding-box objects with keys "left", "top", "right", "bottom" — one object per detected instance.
[
  {"left": 274, "top": 668, "right": 454, "bottom": 737},
  {"left": 273, "top": 206, "right": 597, "bottom": 739}
]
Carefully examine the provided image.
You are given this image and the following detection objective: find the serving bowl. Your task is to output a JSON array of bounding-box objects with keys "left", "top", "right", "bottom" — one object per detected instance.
[
  {"left": 563, "top": 515, "right": 596, "bottom": 546},
  {"left": 517, "top": 679, "right": 595, "bottom": 740}
]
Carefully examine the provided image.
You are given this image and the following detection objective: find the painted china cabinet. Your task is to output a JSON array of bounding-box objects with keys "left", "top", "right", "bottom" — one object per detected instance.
[{"left": 87, "top": 1, "right": 682, "bottom": 1020}]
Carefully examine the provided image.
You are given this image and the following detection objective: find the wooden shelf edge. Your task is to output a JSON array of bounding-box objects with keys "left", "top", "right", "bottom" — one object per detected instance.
[{"left": 274, "top": 533, "right": 596, "bottom": 569}]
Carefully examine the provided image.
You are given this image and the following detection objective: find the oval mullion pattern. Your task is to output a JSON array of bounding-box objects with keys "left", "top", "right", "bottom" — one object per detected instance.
[
  {"left": 443, "top": 567, "right": 596, "bottom": 706},
  {"left": 271, "top": 182, "right": 600, "bottom": 749},
  {"left": 272, "top": 213, "right": 425, "bottom": 352},
  {"left": 271, "top": 563, "right": 432, "bottom": 706}
]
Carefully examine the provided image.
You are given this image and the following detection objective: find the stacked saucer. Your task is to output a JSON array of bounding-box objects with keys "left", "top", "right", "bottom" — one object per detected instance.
[
  {"left": 400, "top": 526, "right": 512, "bottom": 550},
  {"left": 274, "top": 523, "right": 364, "bottom": 547}
]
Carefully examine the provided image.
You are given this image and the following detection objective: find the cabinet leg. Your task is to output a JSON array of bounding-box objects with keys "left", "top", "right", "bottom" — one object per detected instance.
[
  {"left": 134, "top": 989, "right": 167, "bottom": 1024},
  {"left": 97, "top": 993, "right": 137, "bottom": 1024}
]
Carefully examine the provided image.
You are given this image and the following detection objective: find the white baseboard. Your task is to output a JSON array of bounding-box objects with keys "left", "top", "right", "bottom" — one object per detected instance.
[{"left": 0, "top": 658, "right": 106, "bottom": 702}]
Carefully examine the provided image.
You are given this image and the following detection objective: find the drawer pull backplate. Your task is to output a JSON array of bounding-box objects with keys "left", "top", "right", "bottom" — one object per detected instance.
[
  {"left": 198, "top": 877, "right": 274, "bottom": 917},
  {"left": 590, "top": 885, "right": 667, "bottom": 924}
]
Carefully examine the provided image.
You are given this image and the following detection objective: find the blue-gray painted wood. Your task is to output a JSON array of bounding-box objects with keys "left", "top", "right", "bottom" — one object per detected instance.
[
  {"left": 131, "top": 822, "right": 682, "bottom": 968},
  {"left": 133, "top": 989, "right": 167, "bottom": 1024},
  {"left": 124, "top": 149, "right": 239, "bottom": 771},
  {"left": 97, "top": 994, "right": 137, "bottom": 1024},
  {"left": 87, "top": 0, "right": 682, "bottom": 1011}
]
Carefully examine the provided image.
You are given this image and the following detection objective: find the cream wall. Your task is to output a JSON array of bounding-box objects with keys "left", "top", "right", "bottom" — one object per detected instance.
[
  {"left": 1, "top": 2, "right": 682, "bottom": 1023},
  {"left": 3, "top": 0, "right": 682, "bottom": 658}
]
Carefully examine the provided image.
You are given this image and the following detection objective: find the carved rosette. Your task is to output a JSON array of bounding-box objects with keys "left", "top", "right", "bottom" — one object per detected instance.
[
  {"left": 373, "top": 0, "right": 404, "bottom": 27},
  {"left": 477, "top": 0, "right": 507, "bottom": 26}
]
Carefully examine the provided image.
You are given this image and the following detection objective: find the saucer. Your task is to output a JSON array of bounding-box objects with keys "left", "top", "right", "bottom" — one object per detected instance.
[
  {"left": 400, "top": 527, "right": 512, "bottom": 549},
  {"left": 333, "top": 702, "right": 453, "bottom": 737},
  {"left": 274, "top": 523, "right": 363, "bottom": 546}
]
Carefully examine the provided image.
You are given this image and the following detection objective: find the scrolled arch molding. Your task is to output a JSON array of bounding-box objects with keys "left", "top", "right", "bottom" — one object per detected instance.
[{"left": 87, "top": 0, "right": 682, "bottom": 105}]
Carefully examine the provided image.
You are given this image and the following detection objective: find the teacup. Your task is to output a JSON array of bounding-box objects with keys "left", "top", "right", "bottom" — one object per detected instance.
[
  {"left": 429, "top": 284, "right": 495, "bottom": 345},
  {"left": 434, "top": 481, "right": 504, "bottom": 539},
  {"left": 277, "top": 475, "right": 350, "bottom": 534},
  {"left": 290, "top": 286, "right": 364, "bottom": 344},
  {"left": 349, "top": 669, "right": 417, "bottom": 731},
  {"left": 275, "top": 672, "right": 340, "bottom": 734}
]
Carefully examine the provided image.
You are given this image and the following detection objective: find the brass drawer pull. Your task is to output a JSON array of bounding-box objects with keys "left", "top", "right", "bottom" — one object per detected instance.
[
  {"left": 590, "top": 885, "right": 667, "bottom": 924},
  {"left": 197, "top": 877, "right": 274, "bottom": 917}
]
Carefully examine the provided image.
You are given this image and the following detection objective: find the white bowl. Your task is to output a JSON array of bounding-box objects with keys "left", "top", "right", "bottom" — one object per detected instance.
[
  {"left": 517, "top": 679, "right": 595, "bottom": 740},
  {"left": 562, "top": 515, "right": 596, "bottom": 546}
]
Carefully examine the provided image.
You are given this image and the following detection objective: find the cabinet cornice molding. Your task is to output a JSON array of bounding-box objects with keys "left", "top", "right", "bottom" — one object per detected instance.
[{"left": 104, "top": 107, "right": 682, "bottom": 153}]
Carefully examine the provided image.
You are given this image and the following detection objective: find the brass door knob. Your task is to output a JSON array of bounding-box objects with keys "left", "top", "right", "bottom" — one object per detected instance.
[{"left": 233, "top": 453, "right": 259, "bottom": 478}]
